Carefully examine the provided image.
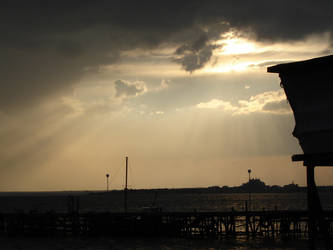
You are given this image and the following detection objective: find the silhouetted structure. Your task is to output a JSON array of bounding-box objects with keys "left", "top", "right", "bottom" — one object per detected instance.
[
  {"left": 106, "top": 174, "right": 110, "bottom": 192},
  {"left": 1, "top": 209, "right": 332, "bottom": 239},
  {"left": 124, "top": 156, "right": 128, "bottom": 213},
  {"left": 268, "top": 55, "right": 333, "bottom": 154},
  {"left": 220, "top": 178, "right": 305, "bottom": 193},
  {"left": 268, "top": 55, "right": 333, "bottom": 248},
  {"left": 241, "top": 178, "right": 266, "bottom": 193}
]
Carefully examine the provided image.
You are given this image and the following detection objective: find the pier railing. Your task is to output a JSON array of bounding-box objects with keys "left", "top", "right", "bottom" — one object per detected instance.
[{"left": 0, "top": 210, "right": 332, "bottom": 239}]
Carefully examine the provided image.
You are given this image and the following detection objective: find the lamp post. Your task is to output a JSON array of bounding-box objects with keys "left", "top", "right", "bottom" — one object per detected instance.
[
  {"left": 106, "top": 173, "right": 110, "bottom": 192},
  {"left": 247, "top": 169, "right": 252, "bottom": 209}
]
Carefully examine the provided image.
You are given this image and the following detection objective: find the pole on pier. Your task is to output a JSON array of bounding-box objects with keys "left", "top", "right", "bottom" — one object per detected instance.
[
  {"left": 306, "top": 165, "right": 316, "bottom": 243},
  {"left": 106, "top": 173, "right": 110, "bottom": 192},
  {"left": 292, "top": 154, "right": 332, "bottom": 248},
  {"left": 124, "top": 156, "right": 128, "bottom": 213},
  {"left": 248, "top": 169, "right": 252, "bottom": 209},
  {"left": 306, "top": 164, "right": 327, "bottom": 247},
  {"left": 245, "top": 202, "right": 249, "bottom": 237},
  {"left": 248, "top": 169, "right": 251, "bottom": 182}
]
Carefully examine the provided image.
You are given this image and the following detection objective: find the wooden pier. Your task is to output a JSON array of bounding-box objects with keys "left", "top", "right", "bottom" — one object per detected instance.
[{"left": 1, "top": 210, "right": 332, "bottom": 240}]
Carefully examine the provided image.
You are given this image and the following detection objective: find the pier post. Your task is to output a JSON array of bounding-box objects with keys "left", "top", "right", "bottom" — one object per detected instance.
[
  {"left": 245, "top": 202, "right": 249, "bottom": 237},
  {"left": 124, "top": 156, "right": 128, "bottom": 213},
  {"left": 306, "top": 164, "right": 332, "bottom": 249},
  {"left": 306, "top": 165, "right": 317, "bottom": 244},
  {"left": 292, "top": 154, "right": 333, "bottom": 248}
]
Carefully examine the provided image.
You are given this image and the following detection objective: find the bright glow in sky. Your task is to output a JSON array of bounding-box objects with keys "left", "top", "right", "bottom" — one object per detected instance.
[
  {"left": 202, "top": 32, "right": 332, "bottom": 74},
  {"left": 217, "top": 32, "right": 257, "bottom": 55}
]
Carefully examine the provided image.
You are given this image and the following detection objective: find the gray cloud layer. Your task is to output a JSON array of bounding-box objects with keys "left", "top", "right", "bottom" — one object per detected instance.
[
  {"left": 115, "top": 80, "right": 147, "bottom": 98},
  {"left": 1, "top": 0, "right": 333, "bottom": 111}
]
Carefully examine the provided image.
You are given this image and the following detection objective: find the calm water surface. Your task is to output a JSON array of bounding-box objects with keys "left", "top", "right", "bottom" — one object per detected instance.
[{"left": 0, "top": 191, "right": 332, "bottom": 213}]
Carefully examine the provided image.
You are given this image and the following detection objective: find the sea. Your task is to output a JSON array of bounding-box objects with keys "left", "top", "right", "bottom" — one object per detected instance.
[{"left": 0, "top": 190, "right": 332, "bottom": 249}]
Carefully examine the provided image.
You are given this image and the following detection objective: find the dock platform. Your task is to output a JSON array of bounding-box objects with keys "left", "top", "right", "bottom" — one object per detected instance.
[{"left": 1, "top": 210, "right": 332, "bottom": 240}]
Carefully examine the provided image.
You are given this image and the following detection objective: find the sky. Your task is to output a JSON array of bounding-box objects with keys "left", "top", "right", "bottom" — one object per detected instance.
[{"left": 1, "top": 0, "right": 333, "bottom": 191}]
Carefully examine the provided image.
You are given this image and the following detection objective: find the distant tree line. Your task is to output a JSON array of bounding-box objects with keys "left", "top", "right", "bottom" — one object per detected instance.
[
  {"left": 214, "top": 178, "right": 333, "bottom": 193},
  {"left": 94, "top": 178, "right": 333, "bottom": 194}
]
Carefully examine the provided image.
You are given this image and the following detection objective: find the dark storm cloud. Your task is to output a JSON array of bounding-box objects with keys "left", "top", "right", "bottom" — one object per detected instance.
[
  {"left": 174, "top": 31, "right": 221, "bottom": 72},
  {"left": 1, "top": 0, "right": 333, "bottom": 111},
  {"left": 203, "top": 0, "right": 333, "bottom": 42}
]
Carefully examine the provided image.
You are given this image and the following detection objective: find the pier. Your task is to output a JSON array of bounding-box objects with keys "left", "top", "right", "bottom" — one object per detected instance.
[{"left": 1, "top": 210, "right": 332, "bottom": 240}]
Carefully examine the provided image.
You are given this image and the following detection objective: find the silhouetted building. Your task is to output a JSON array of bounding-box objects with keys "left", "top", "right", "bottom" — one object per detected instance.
[
  {"left": 268, "top": 55, "right": 333, "bottom": 154},
  {"left": 283, "top": 182, "right": 299, "bottom": 192},
  {"left": 240, "top": 178, "right": 267, "bottom": 193}
]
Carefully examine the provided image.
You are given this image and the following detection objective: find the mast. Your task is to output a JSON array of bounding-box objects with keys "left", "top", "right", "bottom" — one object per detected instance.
[
  {"left": 106, "top": 173, "right": 110, "bottom": 192},
  {"left": 124, "top": 156, "right": 128, "bottom": 212},
  {"left": 125, "top": 156, "right": 128, "bottom": 191}
]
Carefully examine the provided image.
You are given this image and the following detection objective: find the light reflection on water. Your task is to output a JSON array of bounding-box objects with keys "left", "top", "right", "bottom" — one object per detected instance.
[{"left": 0, "top": 191, "right": 332, "bottom": 213}]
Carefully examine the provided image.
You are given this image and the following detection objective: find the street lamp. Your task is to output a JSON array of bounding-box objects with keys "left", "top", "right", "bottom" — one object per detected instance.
[
  {"left": 106, "top": 173, "right": 110, "bottom": 192},
  {"left": 247, "top": 169, "right": 252, "bottom": 209}
]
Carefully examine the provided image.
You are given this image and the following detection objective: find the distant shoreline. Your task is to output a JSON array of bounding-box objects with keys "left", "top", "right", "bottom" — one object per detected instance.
[{"left": 1, "top": 185, "right": 333, "bottom": 196}]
